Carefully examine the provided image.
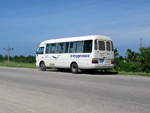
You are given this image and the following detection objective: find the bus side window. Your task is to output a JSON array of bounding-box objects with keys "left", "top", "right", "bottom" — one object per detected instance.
[
  {"left": 76, "top": 41, "right": 84, "bottom": 53},
  {"left": 83, "top": 40, "right": 93, "bottom": 53},
  {"left": 65, "top": 42, "right": 69, "bottom": 53},
  {"left": 69, "top": 42, "right": 76, "bottom": 53},
  {"left": 46, "top": 43, "right": 56, "bottom": 53},
  {"left": 94, "top": 40, "right": 97, "bottom": 50},
  {"left": 50, "top": 43, "right": 56, "bottom": 53},
  {"left": 46, "top": 44, "right": 51, "bottom": 54},
  {"left": 111, "top": 41, "right": 114, "bottom": 51},
  {"left": 106, "top": 41, "right": 111, "bottom": 51},
  {"left": 57, "top": 43, "right": 65, "bottom": 53}
]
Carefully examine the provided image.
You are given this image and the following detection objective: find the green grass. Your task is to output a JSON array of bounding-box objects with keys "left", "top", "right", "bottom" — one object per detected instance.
[
  {"left": 119, "top": 71, "right": 150, "bottom": 76},
  {"left": 0, "top": 61, "right": 36, "bottom": 69}
]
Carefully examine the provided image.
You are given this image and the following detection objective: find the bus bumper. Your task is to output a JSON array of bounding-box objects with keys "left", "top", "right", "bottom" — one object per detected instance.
[{"left": 79, "top": 64, "right": 114, "bottom": 69}]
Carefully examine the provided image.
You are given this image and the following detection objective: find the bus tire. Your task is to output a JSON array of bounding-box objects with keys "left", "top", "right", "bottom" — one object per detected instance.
[
  {"left": 70, "top": 62, "right": 78, "bottom": 74},
  {"left": 40, "top": 62, "right": 46, "bottom": 71}
]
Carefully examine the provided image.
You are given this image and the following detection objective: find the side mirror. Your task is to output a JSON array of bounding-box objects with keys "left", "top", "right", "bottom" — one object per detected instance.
[
  {"left": 36, "top": 51, "right": 39, "bottom": 56},
  {"left": 36, "top": 51, "right": 39, "bottom": 55}
]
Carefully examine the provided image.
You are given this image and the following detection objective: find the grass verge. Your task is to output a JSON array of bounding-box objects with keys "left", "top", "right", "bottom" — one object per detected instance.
[
  {"left": 0, "top": 61, "right": 36, "bottom": 69},
  {"left": 119, "top": 71, "right": 150, "bottom": 76}
]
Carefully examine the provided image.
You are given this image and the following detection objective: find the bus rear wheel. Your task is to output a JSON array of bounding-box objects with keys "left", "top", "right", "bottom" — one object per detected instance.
[
  {"left": 40, "top": 62, "right": 46, "bottom": 71},
  {"left": 70, "top": 63, "right": 79, "bottom": 74}
]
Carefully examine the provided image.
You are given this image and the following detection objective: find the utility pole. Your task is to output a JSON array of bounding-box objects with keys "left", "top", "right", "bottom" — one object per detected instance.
[
  {"left": 3, "top": 47, "right": 14, "bottom": 63},
  {"left": 140, "top": 38, "right": 143, "bottom": 48}
]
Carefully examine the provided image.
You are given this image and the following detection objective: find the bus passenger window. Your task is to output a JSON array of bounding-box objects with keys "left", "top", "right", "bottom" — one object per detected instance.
[
  {"left": 57, "top": 43, "right": 65, "bottom": 53},
  {"left": 69, "top": 42, "right": 76, "bottom": 53},
  {"left": 94, "top": 40, "right": 97, "bottom": 50},
  {"left": 83, "top": 40, "right": 92, "bottom": 53},
  {"left": 76, "top": 41, "right": 84, "bottom": 53},
  {"left": 65, "top": 42, "right": 69, "bottom": 53},
  {"left": 46, "top": 43, "right": 56, "bottom": 53},
  {"left": 46, "top": 44, "right": 51, "bottom": 53},
  {"left": 111, "top": 41, "right": 114, "bottom": 51},
  {"left": 106, "top": 41, "right": 111, "bottom": 51},
  {"left": 50, "top": 44, "right": 56, "bottom": 53},
  {"left": 99, "top": 41, "right": 105, "bottom": 51}
]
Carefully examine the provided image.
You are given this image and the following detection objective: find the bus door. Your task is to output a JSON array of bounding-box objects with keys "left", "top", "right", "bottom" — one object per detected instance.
[
  {"left": 36, "top": 47, "right": 44, "bottom": 65},
  {"left": 44, "top": 43, "right": 56, "bottom": 67}
]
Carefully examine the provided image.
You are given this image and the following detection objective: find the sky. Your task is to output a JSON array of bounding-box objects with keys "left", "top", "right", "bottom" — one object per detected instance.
[{"left": 0, "top": 0, "right": 150, "bottom": 56}]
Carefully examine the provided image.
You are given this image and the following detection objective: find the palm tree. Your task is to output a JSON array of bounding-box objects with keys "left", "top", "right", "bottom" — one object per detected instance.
[{"left": 126, "top": 49, "right": 138, "bottom": 62}]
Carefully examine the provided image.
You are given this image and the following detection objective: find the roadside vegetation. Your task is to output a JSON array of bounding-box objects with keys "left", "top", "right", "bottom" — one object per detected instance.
[
  {"left": 0, "top": 55, "right": 35, "bottom": 68},
  {"left": 0, "top": 47, "right": 149, "bottom": 76},
  {"left": 114, "top": 47, "right": 150, "bottom": 76}
]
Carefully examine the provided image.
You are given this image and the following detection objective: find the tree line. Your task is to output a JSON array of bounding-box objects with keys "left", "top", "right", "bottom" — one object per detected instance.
[{"left": 0, "top": 55, "right": 35, "bottom": 63}]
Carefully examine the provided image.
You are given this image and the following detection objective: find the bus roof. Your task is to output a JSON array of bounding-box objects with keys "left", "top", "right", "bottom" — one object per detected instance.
[{"left": 40, "top": 35, "right": 112, "bottom": 46}]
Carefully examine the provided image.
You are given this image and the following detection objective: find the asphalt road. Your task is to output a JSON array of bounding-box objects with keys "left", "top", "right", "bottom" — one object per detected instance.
[{"left": 0, "top": 67, "right": 150, "bottom": 113}]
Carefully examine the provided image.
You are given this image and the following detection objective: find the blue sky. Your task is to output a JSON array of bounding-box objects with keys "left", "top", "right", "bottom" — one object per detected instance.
[{"left": 0, "top": 0, "right": 150, "bottom": 56}]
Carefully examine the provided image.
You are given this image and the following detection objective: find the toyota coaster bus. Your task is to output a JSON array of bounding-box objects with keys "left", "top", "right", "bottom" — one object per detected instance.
[{"left": 36, "top": 35, "right": 114, "bottom": 73}]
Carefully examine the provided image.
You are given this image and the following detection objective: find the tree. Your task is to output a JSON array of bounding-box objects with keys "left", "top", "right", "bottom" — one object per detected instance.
[
  {"left": 126, "top": 49, "right": 139, "bottom": 62},
  {"left": 0, "top": 54, "right": 3, "bottom": 61},
  {"left": 139, "top": 47, "right": 150, "bottom": 72},
  {"left": 113, "top": 48, "right": 120, "bottom": 71}
]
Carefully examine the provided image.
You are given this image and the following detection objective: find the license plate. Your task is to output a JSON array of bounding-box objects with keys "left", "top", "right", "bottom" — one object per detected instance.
[{"left": 99, "top": 59, "right": 104, "bottom": 64}]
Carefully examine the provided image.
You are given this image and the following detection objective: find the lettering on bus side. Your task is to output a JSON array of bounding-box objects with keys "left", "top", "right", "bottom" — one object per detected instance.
[
  {"left": 70, "top": 54, "right": 90, "bottom": 58},
  {"left": 52, "top": 55, "right": 61, "bottom": 60}
]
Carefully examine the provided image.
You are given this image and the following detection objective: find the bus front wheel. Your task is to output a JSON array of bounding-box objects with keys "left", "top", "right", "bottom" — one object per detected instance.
[
  {"left": 70, "top": 63, "right": 78, "bottom": 74},
  {"left": 40, "top": 62, "right": 46, "bottom": 71}
]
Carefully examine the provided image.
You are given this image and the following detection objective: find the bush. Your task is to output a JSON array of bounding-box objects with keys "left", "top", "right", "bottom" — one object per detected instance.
[
  {"left": 12, "top": 55, "right": 35, "bottom": 63},
  {"left": 117, "top": 61, "right": 141, "bottom": 72},
  {"left": 139, "top": 47, "right": 150, "bottom": 73},
  {"left": 114, "top": 47, "right": 150, "bottom": 73}
]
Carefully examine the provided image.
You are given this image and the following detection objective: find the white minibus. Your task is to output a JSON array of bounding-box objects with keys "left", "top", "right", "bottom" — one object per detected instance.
[{"left": 36, "top": 35, "right": 114, "bottom": 73}]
